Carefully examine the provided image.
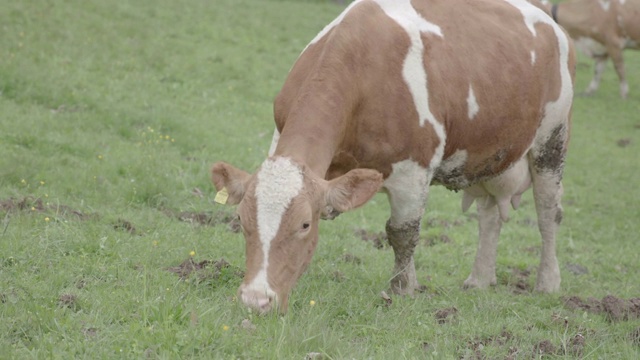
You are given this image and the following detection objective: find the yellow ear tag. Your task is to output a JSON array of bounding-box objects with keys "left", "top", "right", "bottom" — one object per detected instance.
[{"left": 214, "top": 187, "right": 229, "bottom": 204}]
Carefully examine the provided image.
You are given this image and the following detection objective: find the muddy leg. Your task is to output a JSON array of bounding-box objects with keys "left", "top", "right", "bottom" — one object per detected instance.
[
  {"left": 386, "top": 219, "right": 421, "bottom": 295},
  {"left": 463, "top": 197, "right": 502, "bottom": 289},
  {"left": 530, "top": 126, "right": 568, "bottom": 292},
  {"left": 382, "top": 161, "right": 430, "bottom": 295}
]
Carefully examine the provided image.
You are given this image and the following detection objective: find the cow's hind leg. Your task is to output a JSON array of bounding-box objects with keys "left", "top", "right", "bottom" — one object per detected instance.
[
  {"left": 383, "top": 161, "right": 430, "bottom": 295},
  {"left": 462, "top": 158, "right": 530, "bottom": 289},
  {"left": 529, "top": 126, "right": 568, "bottom": 292},
  {"left": 463, "top": 197, "right": 502, "bottom": 289}
]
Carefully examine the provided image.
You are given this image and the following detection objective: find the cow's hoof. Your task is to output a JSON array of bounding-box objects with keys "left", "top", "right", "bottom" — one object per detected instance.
[
  {"left": 535, "top": 279, "right": 560, "bottom": 293},
  {"left": 462, "top": 275, "right": 496, "bottom": 289}
]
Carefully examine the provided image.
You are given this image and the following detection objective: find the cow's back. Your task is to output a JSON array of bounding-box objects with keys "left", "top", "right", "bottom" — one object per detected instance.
[{"left": 275, "top": 0, "right": 575, "bottom": 188}]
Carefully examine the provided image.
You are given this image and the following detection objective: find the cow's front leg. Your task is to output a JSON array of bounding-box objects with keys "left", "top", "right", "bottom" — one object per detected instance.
[
  {"left": 382, "top": 161, "right": 431, "bottom": 296},
  {"left": 386, "top": 218, "right": 421, "bottom": 295}
]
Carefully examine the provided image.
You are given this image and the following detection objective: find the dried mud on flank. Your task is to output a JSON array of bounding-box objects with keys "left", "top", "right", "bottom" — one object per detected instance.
[{"left": 166, "top": 257, "right": 243, "bottom": 284}]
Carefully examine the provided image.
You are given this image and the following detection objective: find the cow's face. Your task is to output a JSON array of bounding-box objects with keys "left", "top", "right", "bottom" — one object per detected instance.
[{"left": 211, "top": 156, "right": 382, "bottom": 314}]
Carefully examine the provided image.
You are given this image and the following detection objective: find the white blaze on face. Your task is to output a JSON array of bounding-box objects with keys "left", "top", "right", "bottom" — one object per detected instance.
[
  {"left": 373, "top": 0, "right": 446, "bottom": 170},
  {"left": 467, "top": 85, "right": 479, "bottom": 120},
  {"left": 502, "top": 0, "right": 574, "bottom": 145},
  {"left": 248, "top": 157, "right": 304, "bottom": 295}
]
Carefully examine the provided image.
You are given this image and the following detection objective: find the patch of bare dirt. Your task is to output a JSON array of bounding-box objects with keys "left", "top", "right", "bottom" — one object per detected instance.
[
  {"left": 565, "top": 263, "right": 589, "bottom": 276},
  {"left": 340, "top": 253, "right": 361, "bottom": 264},
  {"left": 0, "top": 197, "right": 95, "bottom": 220},
  {"left": 532, "top": 340, "right": 556, "bottom": 357},
  {"left": 425, "top": 217, "right": 467, "bottom": 229},
  {"left": 562, "top": 295, "right": 640, "bottom": 322},
  {"left": 166, "top": 258, "right": 243, "bottom": 284},
  {"left": 629, "top": 327, "right": 640, "bottom": 345},
  {"left": 58, "top": 294, "right": 80, "bottom": 311},
  {"left": 330, "top": 271, "right": 346, "bottom": 282},
  {"left": 82, "top": 327, "right": 98, "bottom": 338},
  {"left": 423, "top": 234, "right": 453, "bottom": 246},
  {"left": 499, "top": 267, "right": 532, "bottom": 294},
  {"left": 516, "top": 217, "right": 537, "bottom": 228},
  {"left": 113, "top": 219, "right": 136, "bottom": 234},
  {"left": 165, "top": 209, "right": 241, "bottom": 233},
  {"left": 434, "top": 307, "right": 458, "bottom": 324},
  {"left": 354, "top": 228, "right": 387, "bottom": 249},
  {"left": 617, "top": 138, "right": 632, "bottom": 147}
]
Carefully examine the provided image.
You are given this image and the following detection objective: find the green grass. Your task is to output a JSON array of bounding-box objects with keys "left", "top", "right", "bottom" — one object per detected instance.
[{"left": 1, "top": 0, "right": 639, "bottom": 358}]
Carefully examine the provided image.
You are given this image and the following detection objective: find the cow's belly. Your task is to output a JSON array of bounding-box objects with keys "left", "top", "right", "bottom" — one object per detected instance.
[{"left": 432, "top": 146, "right": 528, "bottom": 191}]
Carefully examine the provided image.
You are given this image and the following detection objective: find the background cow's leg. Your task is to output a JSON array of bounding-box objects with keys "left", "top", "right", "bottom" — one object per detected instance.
[
  {"left": 383, "top": 161, "right": 430, "bottom": 296},
  {"left": 463, "top": 197, "right": 501, "bottom": 289},
  {"left": 584, "top": 56, "right": 607, "bottom": 96},
  {"left": 606, "top": 44, "right": 628, "bottom": 99}
]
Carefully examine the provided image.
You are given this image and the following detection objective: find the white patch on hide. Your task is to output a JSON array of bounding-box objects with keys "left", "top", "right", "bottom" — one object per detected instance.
[
  {"left": 383, "top": 159, "right": 431, "bottom": 224},
  {"left": 598, "top": 0, "right": 611, "bottom": 11},
  {"left": 531, "top": 50, "right": 536, "bottom": 65},
  {"left": 303, "top": 0, "right": 363, "bottom": 53},
  {"left": 268, "top": 128, "right": 280, "bottom": 157},
  {"left": 467, "top": 85, "right": 479, "bottom": 120},
  {"left": 248, "top": 157, "right": 304, "bottom": 295},
  {"left": 373, "top": 0, "right": 446, "bottom": 170},
  {"left": 502, "top": 0, "right": 574, "bottom": 149}
]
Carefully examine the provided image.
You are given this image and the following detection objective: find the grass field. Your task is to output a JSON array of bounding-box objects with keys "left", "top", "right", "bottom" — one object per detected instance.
[{"left": 1, "top": 0, "right": 639, "bottom": 358}]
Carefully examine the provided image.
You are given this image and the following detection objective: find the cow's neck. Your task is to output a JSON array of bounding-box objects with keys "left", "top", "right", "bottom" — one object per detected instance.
[{"left": 273, "top": 92, "right": 350, "bottom": 177}]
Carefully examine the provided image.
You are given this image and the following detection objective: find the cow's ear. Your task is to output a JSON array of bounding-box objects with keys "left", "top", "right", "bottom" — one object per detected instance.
[
  {"left": 211, "top": 162, "right": 250, "bottom": 205},
  {"left": 325, "top": 169, "right": 383, "bottom": 212}
]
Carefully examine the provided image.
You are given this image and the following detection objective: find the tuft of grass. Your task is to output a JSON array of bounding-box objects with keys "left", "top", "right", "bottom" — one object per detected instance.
[{"left": 1, "top": 0, "right": 639, "bottom": 358}]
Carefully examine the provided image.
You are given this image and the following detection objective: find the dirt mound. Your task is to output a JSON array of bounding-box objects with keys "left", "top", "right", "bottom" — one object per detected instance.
[
  {"left": 354, "top": 228, "right": 387, "bottom": 249},
  {"left": 563, "top": 295, "right": 640, "bottom": 322},
  {"left": 0, "top": 197, "right": 95, "bottom": 220},
  {"left": 165, "top": 209, "right": 241, "bottom": 232},
  {"left": 166, "top": 257, "right": 243, "bottom": 285},
  {"left": 434, "top": 307, "right": 458, "bottom": 324}
]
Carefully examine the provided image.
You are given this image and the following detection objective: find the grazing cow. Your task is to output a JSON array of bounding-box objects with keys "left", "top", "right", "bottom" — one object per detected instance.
[
  {"left": 212, "top": 0, "right": 576, "bottom": 314},
  {"left": 544, "top": 0, "right": 640, "bottom": 98}
]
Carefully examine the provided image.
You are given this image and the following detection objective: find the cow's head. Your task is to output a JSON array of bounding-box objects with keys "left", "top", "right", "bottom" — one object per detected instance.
[{"left": 211, "top": 156, "right": 383, "bottom": 314}]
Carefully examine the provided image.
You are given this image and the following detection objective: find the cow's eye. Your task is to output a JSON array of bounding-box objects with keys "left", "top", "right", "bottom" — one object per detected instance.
[{"left": 302, "top": 222, "right": 310, "bottom": 230}]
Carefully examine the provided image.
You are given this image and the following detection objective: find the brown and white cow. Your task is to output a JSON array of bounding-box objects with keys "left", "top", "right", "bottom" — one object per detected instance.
[
  {"left": 212, "top": 0, "right": 576, "bottom": 314},
  {"left": 544, "top": 0, "right": 640, "bottom": 98}
]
